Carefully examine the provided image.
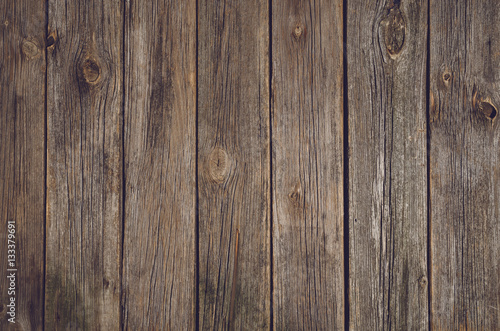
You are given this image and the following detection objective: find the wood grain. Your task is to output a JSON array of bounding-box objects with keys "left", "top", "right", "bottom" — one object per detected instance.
[
  {"left": 272, "top": 0, "right": 344, "bottom": 329},
  {"left": 198, "top": 0, "right": 270, "bottom": 329},
  {"left": 121, "top": 0, "right": 197, "bottom": 329},
  {"left": 0, "top": 0, "right": 46, "bottom": 329},
  {"left": 347, "top": 0, "right": 428, "bottom": 329},
  {"left": 45, "top": 0, "right": 123, "bottom": 329},
  {"left": 430, "top": 0, "right": 500, "bottom": 329}
]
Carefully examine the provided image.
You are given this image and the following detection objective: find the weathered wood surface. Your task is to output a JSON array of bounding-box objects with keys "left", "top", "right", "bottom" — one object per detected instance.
[
  {"left": 0, "top": 0, "right": 46, "bottom": 329},
  {"left": 198, "top": 0, "right": 270, "bottom": 329},
  {"left": 4, "top": 0, "right": 500, "bottom": 329},
  {"left": 347, "top": 0, "right": 429, "bottom": 329},
  {"left": 430, "top": 0, "right": 500, "bottom": 329},
  {"left": 45, "top": 0, "right": 123, "bottom": 329},
  {"left": 272, "top": 0, "right": 344, "bottom": 329},
  {"left": 122, "top": 0, "right": 197, "bottom": 329}
]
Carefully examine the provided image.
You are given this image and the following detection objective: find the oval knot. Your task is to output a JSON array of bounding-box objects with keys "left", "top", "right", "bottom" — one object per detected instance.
[{"left": 208, "top": 147, "right": 229, "bottom": 183}]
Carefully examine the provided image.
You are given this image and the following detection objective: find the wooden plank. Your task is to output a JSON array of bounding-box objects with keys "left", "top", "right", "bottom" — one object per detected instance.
[
  {"left": 121, "top": 0, "right": 197, "bottom": 329},
  {"left": 347, "top": 0, "right": 428, "bottom": 329},
  {"left": 198, "top": 0, "right": 270, "bottom": 329},
  {"left": 45, "top": 1, "right": 122, "bottom": 329},
  {"left": 430, "top": 0, "right": 500, "bottom": 329},
  {"left": 0, "top": 0, "right": 46, "bottom": 329},
  {"left": 272, "top": 0, "right": 344, "bottom": 329}
]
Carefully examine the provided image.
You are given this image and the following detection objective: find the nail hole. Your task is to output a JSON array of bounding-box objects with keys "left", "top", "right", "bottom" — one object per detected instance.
[{"left": 443, "top": 73, "right": 451, "bottom": 81}]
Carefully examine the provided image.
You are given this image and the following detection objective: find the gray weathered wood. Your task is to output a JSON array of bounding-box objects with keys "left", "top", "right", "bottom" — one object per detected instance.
[
  {"left": 198, "top": 0, "right": 271, "bottom": 329},
  {"left": 122, "top": 0, "right": 197, "bottom": 329},
  {"left": 430, "top": 0, "right": 500, "bottom": 329},
  {"left": 45, "top": 0, "right": 123, "bottom": 329},
  {"left": 272, "top": 0, "right": 344, "bottom": 329},
  {"left": 0, "top": 0, "right": 46, "bottom": 329},
  {"left": 348, "top": 0, "right": 429, "bottom": 329}
]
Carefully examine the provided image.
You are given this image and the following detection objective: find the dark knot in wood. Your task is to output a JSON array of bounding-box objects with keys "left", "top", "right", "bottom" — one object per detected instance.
[
  {"left": 46, "top": 36, "right": 55, "bottom": 47},
  {"left": 81, "top": 58, "right": 101, "bottom": 83},
  {"left": 473, "top": 86, "right": 497, "bottom": 120},
  {"left": 418, "top": 276, "right": 428, "bottom": 288},
  {"left": 22, "top": 40, "right": 40, "bottom": 59},
  {"left": 208, "top": 147, "right": 229, "bottom": 183},
  {"left": 442, "top": 71, "right": 452, "bottom": 87},
  {"left": 381, "top": 7, "right": 405, "bottom": 59},
  {"left": 292, "top": 24, "right": 304, "bottom": 40}
]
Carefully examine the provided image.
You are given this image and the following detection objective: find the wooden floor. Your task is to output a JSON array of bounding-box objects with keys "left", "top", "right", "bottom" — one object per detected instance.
[{"left": 1, "top": 0, "right": 500, "bottom": 330}]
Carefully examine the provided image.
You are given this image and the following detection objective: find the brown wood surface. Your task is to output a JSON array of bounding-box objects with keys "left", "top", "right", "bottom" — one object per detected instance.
[
  {"left": 0, "top": 0, "right": 46, "bottom": 329},
  {"left": 197, "top": 0, "right": 271, "bottom": 329},
  {"left": 4, "top": 0, "right": 500, "bottom": 329},
  {"left": 121, "top": 0, "right": 197, "bottom": 329},
  {"left": 347, "top": 0, "right": 429, "bottom": 329},
  {"left": 430, "top": 0, "right": 500, "bottom": 329},
  {"left": 272, "top": 0, "right": 344, "bottom": 329},
  {"left": 45, "top": 0, "right": 123, "bottom": 329}
]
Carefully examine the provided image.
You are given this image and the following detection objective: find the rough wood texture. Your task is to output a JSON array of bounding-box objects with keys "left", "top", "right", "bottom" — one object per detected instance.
[
  {"left": 0, "top": 0, "right": 46, "bottom": 329},
  {"left": 347, "top": 0, "right": 428, "bottom": 329},
  {"left": 122, "top": 0, "right": 197, "bottom": 329},
  {"left": 45, "top": 0, "right": 122, "bottom": 329},
  {"left": 198, "top": 0, "right": 270, "bottom": 329},
  {"left": 272, "top": 0, "right": 344, "bottom": 329},
  {"left": 430, "top": 0, "right": 500, "bottom": 329}
]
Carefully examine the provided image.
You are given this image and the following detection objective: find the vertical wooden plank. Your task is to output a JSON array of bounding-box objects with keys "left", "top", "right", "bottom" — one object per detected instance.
[
  {"left": 122, "top": 0, "right": 196, "bottom": 329},
  {"left": 45, "top": 0, "right": 122, "bottom": 329},
  {"left": 198, "top": 0, "right": 270, "bottom": 329},
  {"left": 0, "top": 0, "right": 45, "bottom": 329},
  {"left": 272, "top": 0, "right": 344, "bottom": 329},
  {"left": 430, "top": 0, "right": 500, "bottom": 329},
  {"left": 348, "top": 0, "right": 428, "bottom": 329}
]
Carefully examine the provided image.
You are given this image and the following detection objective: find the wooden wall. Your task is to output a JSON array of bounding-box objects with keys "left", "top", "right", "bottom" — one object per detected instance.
[{"left": 1, "top": 0, "right": 499, "bottom": 329}]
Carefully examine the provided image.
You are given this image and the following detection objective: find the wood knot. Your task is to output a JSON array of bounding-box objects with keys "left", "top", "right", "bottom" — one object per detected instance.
[
  {"left": 208, "top": 147, "right": 229, "bottom": 183},
  {"left": 103, "top": 278, "right": 110, "bottom": 289},
  {"left": 442, "top": 71, "right": 452, "bottom": 87},
  {"left": 381, "top": 7, "right": 406, "bottom": 58},
  {"left": 473, "top": 86, "right": 497, "bottom": 120},
  {"left": 418, "top": 276, "right": 428, "bottom": 288},
  {"left": 288, "top": 183, "right": 302, "bottom": 206},
  {"left": 81, "top": 58, "right": 101, "bottom": 83},
  {"left": 47, "top": 36, "right": 55, "bottom": 47},
  {"left": 292, "top": 24, "right": 304, "bottom": 40},
  {"left": 21, "top": 40, "right": 40, "bottom": 59},
  {"left": 46, "top": 30, "right": 58, "bottom": 50}
]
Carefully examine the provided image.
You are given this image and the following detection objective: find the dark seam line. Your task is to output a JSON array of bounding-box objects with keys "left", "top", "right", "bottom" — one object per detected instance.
[
  {"left": 269, "top": 1, "right": 274, "bottom": 330},
  {"left": 343, "top": 0, "right": 350, "bottom": 330},
  {"left": 426, "top": 0, "right": 432, "bottom": 329},
  {"left": 43, "top": 0, "right": 49, "bottom": 330},
  {"left": 195, "top": 0, "right": 200, "bottom": 330},
  {"left": 120, "top": 1, "right": 126, "bottom": 330}
]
